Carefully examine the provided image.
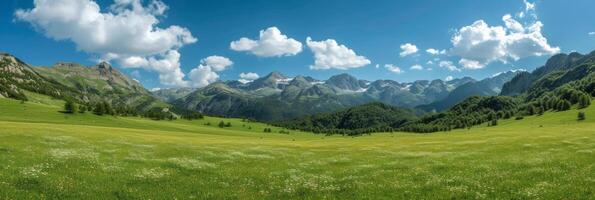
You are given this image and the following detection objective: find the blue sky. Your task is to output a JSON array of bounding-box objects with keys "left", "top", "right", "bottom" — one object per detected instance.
[{"left": 1, "top": 0, "right": 594, "bottom": 89}]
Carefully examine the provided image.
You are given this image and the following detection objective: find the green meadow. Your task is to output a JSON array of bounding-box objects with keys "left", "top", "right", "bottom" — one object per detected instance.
[{"left": 0, "top": 94, "right": 593, "bottom": 199}]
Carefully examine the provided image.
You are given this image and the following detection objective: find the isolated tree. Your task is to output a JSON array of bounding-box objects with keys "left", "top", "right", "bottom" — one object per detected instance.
[
  {"left": 225, "top": 122, "right": 232, "bottom": 127},
  {"left": 218, "top": 121, "right": 225, "bottom": 128},
  {"left": 578, "top": 112, "right": 586, "bottom": 121},
  {"left": 64, "top": 100, "right": 77, "bottom": 114},
  {"left": 578, "top": 94, "right": 591, "bottom": 109},
  {"left": 94, "top": 103, "right": 105, "bottom": 115},
  {"left": 103, "top": 102, "right": 114, "bottom": 115},
  {"left": 556, "top": 99, "right": 571, "bottom": 111},
  {"left": 78, "top": 105, "right": 86, "bottom": 113},
  {"left": 537, "top": 106, "right": 544, "bottom": 116}
]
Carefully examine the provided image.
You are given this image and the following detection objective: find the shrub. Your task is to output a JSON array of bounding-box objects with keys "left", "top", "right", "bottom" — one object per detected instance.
[
  {"left": 63, "top": 100, "right": 77, "bottom": 114},
  {"left": 578, "top": 112, "right": 585, "bottom": 121}
]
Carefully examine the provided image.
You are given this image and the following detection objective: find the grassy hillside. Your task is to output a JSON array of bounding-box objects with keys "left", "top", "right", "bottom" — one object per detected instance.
[{"left": 0, "top": 95, "right": 594, "bottom": 199}]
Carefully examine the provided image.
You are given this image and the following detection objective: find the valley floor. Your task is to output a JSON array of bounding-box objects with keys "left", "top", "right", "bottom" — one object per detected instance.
[{"left": 0, "top": 96, "right": 594, "bottom": 199}]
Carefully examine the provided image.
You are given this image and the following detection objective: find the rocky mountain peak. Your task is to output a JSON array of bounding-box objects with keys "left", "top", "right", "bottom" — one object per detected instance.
[
  {"left": 326, "top": 73, "right": 361, "bottom": 90},
  {"left": 265, "top": 71, "right": 287, "bottom": 80},
  {"left": 97, "top": 61, "right": 112, "bottom": 69},
  {"left": 288, "top": 76, "right": 312, "bottom": 88}
]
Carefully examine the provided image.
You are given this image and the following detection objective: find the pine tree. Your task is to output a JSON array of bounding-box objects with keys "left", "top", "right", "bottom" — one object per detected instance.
[
  {"left": 103, "top": 102, "right": 114, "bottom": 115},
  {"left": 578, "top": 94, "right": 591, "bottom": 109},
  {"left": 64, "top": 100, "right": 76, "bottom": 114},
  {"left": 78, "top": 105, "right": 86, "bottom": 113},
  {"left": 94, "top": 103, "right": 105, "bottom": 115},
  {"left": 578, "top": 112, "right": 585, "bottom": 121},
  {"left": 491, "top": 119, "right": 498, "bottom": 126}
]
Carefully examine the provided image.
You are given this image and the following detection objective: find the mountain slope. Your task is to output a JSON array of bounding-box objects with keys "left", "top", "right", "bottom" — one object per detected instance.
[
  {"left": 403, "top": 50, "right": 595, "bottom": 133},
  {"left": 275, "top": 102, "right": 418, "bottom": 135},
  {"left": 501, "top": 52, "right": 586, "bottom": 96},
  {"left": 417, "top": 70, "right": 521, "bottom": 112},
  {"left": 34, "top": 62, "right": 168, "bottom": 111},
  {"left": 0, "top": 53, "right": 79, "bottom": 101},
  {"left": 0, "top": 53, "right": 169, "bottom": 112},
  {"left": 152, "top": 87, "right": 196, "bottom": 103}
]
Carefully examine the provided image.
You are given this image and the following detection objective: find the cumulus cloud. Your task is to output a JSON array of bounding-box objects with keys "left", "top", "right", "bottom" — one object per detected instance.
[
  {"left": 120, "top": 50, "right": 188, "bottom": 86},
  {"left": 439, "top": 61, "right": 461, "bottom": 72},
  {"left": 399, "top": 43, "right": 418, "bottom": 57},
  {"left": 188, "top": 66, "right": 218, "bottom": 88},
  {"left": 410, "top": 64, "right": 423, "bottom": 70},
  {"left": 589, "top": 32, "right": 595, "bottom": 36},
  {"left": 426, "top": 48, "right": 445, "bottom": 55},
  {"left": 187, "top": 56, "right": 233, "bottom": 87},
  {"left": 445, "top": 76, "right": 454, "bottom": 81},
  {"left": 306, "top": 37, "right": 371, "bottom": 70},
  {"left": 200, "top": 56, "right": 233, "bottom": 72},
  {"left": 238, "top": 72, "right": 259, "bottom": 83},
  {"left": 384, "top": 64, "right": 403, "bottom": 74},
  {"left": 230, "top": 27, "right": 302, "bottom": 57},
  {"left": 15, "top": 0, "right": 197, "bottom": 87},
  {"left": 450, "top": 13, "right": 559, "bottom": 70}
]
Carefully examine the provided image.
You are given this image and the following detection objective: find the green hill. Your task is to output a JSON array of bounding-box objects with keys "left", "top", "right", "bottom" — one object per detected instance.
[
  {"left": 1, "top": 53, "right": 172, "bottom": 115},
  {"left": 275, "top": 102, "right": 418, "bottom": 135}
]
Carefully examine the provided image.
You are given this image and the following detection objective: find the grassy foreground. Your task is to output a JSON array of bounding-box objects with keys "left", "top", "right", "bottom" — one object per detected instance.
[{"left": 0, "top": 95, "right": 594, "bottom": 199}]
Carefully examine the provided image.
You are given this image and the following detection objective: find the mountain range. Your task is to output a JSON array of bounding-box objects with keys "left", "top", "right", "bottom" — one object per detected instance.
[
  {"left": 0, "top": 51, "right": 521, "bottom": 121},
  {"left": 163, "top": 70, "right": 519, "bottom": 121},
  {"left": 276, "top": 50, "right": 595, "bottom": 134}
]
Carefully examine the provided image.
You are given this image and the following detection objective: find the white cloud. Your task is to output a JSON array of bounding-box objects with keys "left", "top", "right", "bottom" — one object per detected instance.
[
  {"left": 439, "top": 61, "right": 461, "bottom": 72},
  {"left": 238, "top": 72, "right": 259, "bottom": 83},
  {"left": 230, "top": 27, "right": 302, "bottom": 57},
  {"left": 187, "top": 55, "right": 233, "bottom": 87},
  {"left": 375, "top": 64, "right": 380, "bottom": 69},
  {"left": 121, "top": 50, "right": 188, "bottom": 86},
  {"left": 410, "top": 64, "right": 423, "bottom": 70},
  {"left": 15, "top": 0, "right": 197, "bottom": 87},
  {"left": 384, "top": 64, "right": 403, "bottom": 74},
  {"left": 150, "top": 87, "right": 161, "bottom": 92},
  {"left": 306, "top": 37, "right": 371, "bottom": 70},
  {"left": 450, "top": 14, "right": 559, "bottom": 70},
  {"left": 458, "top": 59, "right": 483, "bottom": 70},
  {"left": 188, "top": 66, "right": 218, "bottom": 88},
  {"left": 445, "top": 76, "right": 454, "bottom": 81},
  {"left": 399, "top": 43, "right": 418, "bottom": 57},
  {"left": 426, "top": 48, "right": 445, "bottom": 55},
  {"left": 426, "top": 60, "right": 434, "bottom": 65},
  {"left": 518, "top": 0, "right": 536, "bottom": 19},
  {"left": 200, "top": 56, "right": 233, "bottom": 72},
  {"left": 589, "top": 32, "right": 595, "bottom": 36}
]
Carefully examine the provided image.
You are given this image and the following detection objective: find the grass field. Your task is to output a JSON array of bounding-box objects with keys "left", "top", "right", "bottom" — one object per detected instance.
[{"left": 0, "top": 94, "right": 594, "bottom": 199}]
